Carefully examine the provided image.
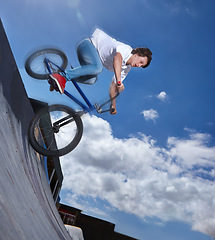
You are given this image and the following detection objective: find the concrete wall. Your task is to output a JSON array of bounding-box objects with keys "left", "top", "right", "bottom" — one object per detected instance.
[{"left": 0, "top": 19, "right": 72, "bottom": 240}]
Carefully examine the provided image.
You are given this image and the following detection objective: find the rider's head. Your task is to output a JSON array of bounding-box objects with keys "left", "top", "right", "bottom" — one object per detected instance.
[{"left": 131, "top": 48, "right": 152, "bottom": 68}]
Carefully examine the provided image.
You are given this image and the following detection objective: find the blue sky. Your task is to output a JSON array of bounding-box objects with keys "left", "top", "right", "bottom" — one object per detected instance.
[{"left": 1, "top": 0, "right": 215, "bottom": 239}]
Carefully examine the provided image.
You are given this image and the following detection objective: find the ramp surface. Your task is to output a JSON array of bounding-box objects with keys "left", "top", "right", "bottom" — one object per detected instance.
[{"left": 0, "top": 19, "right": 72, "bottom": 240}]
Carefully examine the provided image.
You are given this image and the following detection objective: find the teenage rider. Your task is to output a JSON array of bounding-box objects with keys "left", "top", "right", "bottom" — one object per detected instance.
[{"left": 49, "top": 28, "right": 152, "bottom": 114}]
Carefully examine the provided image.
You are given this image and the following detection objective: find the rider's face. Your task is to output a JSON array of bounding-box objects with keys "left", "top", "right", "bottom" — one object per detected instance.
[{"left": 129, "top": 54, "right": 148, "bottom": 68}]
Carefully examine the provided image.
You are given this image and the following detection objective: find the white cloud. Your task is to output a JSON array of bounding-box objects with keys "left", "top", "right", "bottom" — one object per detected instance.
[
  {"left": 168, "top": 133, "right": 215, "bottom": 170},
  {"left": 163, "top": 0, "right": 197, "bottom": 16},
  {"left": 60, "top": 114, "right": 215, "bottom": 238},
  {"left": 157, "top": 91, "right": 168, "bottom": 101},
  {"left": 141, "top": 109, "right": 159, "bottom": 121}
]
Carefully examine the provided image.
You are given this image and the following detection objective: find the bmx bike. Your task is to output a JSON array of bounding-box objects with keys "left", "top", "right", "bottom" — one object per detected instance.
[{"left": 25, "top": 48, "right": 119, "bottom": 157}]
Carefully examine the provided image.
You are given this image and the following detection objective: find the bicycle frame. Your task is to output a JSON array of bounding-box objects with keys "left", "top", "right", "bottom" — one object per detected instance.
[
  {"left": 64, "top": 82, "right": 95, "bottom": 112},
  {"left": 44, "top": 58, "right": 115, "bottom": 114}
]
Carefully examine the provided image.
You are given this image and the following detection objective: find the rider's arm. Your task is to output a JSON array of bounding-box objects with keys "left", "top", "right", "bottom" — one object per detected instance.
[
  {"left": 109, "top": 81, "right": 118, "bottom": 114},
  {"left": 113, "top": 52, "right": 124, "bottom": 92},
  {"left": 109, "top": 52, "right": 125, "bottom": 115}
]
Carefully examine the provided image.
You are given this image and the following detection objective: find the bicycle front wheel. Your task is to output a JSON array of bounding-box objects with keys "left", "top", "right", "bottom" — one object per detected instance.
[
  {"left": 25, "top": 48, "right": 68, "bottom": 79},
  {"left": 28, "top": 105, "right": 83, "bottom": 157}
]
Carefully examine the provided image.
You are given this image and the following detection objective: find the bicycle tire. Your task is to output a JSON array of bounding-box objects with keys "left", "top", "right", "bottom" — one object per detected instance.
[
  {"left": 28, "top": 104, "right": 83, "bottom": 157},
  {"left": 25, "top": 48, "right": 68, "bottom": 79}
]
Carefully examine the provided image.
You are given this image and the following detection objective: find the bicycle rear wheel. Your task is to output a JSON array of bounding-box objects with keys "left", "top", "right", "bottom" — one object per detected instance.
[
  {"left": 28, "top": 105, "right": 83, "bottom": 157},
  {"left": 25, "top": 48, "right": 68, "bottom": 79}
]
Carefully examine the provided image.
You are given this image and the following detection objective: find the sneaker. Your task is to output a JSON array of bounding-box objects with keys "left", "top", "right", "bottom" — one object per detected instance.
[
  {"left": 48, "top": 79, "right": 57, "bottom": 92},
  {"left": 49, "top": 73, "right": 66, "bottom": 94}
]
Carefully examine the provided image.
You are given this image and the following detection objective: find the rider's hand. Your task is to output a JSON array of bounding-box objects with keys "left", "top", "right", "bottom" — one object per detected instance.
[
  {"left": 110, "top": 108, "right": 117, "bottom": 115},
  {"left": 116, "top": 82, "right": 124, "bottom": 93}
]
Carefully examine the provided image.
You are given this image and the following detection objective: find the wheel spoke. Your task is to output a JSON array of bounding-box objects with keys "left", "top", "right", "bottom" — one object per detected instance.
[
  {"left": 29, "top": 105, "right": 83, "bottom": 157},
  {"left": 25, "top": 48, "right": 68, "bottom": 79}
]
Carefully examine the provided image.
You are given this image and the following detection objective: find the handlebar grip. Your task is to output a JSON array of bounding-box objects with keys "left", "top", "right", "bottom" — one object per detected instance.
[
  {"left": 110, "top": 107, "right": 115, "bottom": 113},
  {"left": 110, "top": 107, "right": 117, "bottom": 115}
]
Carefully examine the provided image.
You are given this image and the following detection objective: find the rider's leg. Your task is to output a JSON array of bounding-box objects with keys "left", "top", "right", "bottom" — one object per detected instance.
[
  {"left": 64, "top": 39, "right": 103, "bottom": 82},
  {"left": 48, "top": 39, "right": 102, "bottom": 93},
  {"left": 71, "top": 75, "right": 98, "bottom": 84}
]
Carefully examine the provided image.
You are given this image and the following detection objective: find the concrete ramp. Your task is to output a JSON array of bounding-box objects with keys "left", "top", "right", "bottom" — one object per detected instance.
[{"left": 0, "top": 19, "right": 72, "bottom": 240}]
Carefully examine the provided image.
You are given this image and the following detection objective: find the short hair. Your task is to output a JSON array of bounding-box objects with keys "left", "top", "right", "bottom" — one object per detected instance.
[{"left": 131, "top": 47, "right": 152, "bottom": 68}]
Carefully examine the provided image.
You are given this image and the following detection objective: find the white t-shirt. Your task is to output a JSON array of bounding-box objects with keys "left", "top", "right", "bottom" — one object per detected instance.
[{"left": 91, "top": 28, "right": 132, "bottom": 83}]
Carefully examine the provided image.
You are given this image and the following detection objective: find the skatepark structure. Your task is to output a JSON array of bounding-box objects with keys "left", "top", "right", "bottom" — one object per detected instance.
[
  {"left": 0, "top": 18, "right": 138, "bottom": 240},
  {"left": 0, "top": 18, "right": 77, "bottom": 240}
]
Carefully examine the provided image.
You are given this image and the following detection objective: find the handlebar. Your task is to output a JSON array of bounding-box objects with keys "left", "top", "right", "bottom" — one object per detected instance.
[
  {"left": 95, "top": 81, "right": 122, "bottom": 114},
  {"left": 95, "top": 92, "right": 120, "bottom": 114}
]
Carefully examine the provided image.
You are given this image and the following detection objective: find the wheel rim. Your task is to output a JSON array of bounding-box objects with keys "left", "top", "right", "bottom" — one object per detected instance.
[
  {"left": 33, "top": 108, "right": 79, "bottom": 153},
  {"left": 29, "top": 52, "right": 66, "bottom": 76}
]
